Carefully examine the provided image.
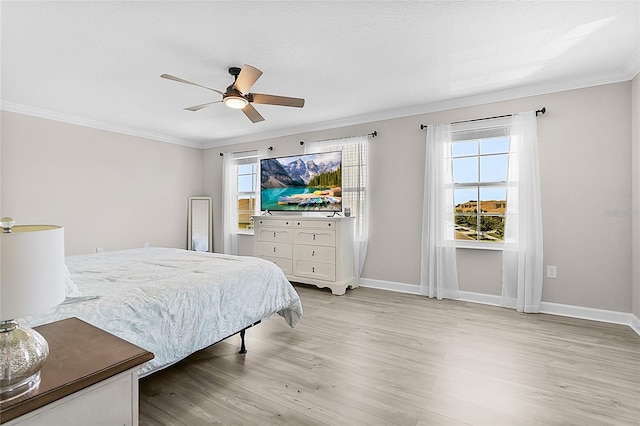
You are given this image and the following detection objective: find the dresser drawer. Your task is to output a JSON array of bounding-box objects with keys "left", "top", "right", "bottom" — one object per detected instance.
[
  {"left": 293, "top": 245, "right": 335, "bottom": 263},
  {"left": 252, "top": 215, "right": 355, "bottom": 295},
  {"left": 256, "top": 227, "right": 293, "bottom": 243},
  {"left": 261, "top": 256, "right": 293, "bottom": 275},
  {"left": 255, "top": 241, "right": 293, "bottom": 258},
  {"left": 293, "top": 260, "right": 336, "bottom": 282},
  {"left": 293, "top": 220, "right": 336, "bottom": 229},
  {"left": 254, "top": 218, "right": 294, "bottom": 228},
  {"left": 294, "top": 229, "right": 336, "bottom": 246}
]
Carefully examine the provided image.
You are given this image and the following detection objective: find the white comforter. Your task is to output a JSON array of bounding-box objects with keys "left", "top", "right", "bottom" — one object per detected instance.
[{"left": 20, "top": 248, "right": 303, "bottom": 376}]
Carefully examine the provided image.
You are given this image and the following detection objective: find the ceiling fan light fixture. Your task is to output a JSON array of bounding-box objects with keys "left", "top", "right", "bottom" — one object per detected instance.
[{"left": 224, "top": 95, "right": 248, "bottom": 109}]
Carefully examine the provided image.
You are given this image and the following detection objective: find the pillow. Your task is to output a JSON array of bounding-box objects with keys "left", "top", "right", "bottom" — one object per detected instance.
[{"left": 64, "top": 263, "right": 81, "bottom": 296}]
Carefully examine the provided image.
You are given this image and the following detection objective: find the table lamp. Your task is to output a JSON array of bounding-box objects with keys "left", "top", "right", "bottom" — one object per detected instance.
[{"left": 0, "top": 218, "right": 66, "bottom": 402}]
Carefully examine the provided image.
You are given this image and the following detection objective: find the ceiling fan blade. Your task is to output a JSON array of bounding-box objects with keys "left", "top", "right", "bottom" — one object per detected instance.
[
  {"left": 161, "top": 74, "right": 224, "bottom": 95},
  {"left": 233, "top": 65, "right": 263, "bottom": 94},
  {"left": 183, "top": 100, "right": 222, "bottom": 111},
  {"left": 250, "top": 93, "right": 305, "bottom": 108},
  {"left": 241, "top": 103, "right": 265, "bottom": 123}
]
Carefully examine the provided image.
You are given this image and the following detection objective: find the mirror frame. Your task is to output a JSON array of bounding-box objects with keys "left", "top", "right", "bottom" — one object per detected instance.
[{"left": 187, "top": 196, "right": 213, "bottom": 252}]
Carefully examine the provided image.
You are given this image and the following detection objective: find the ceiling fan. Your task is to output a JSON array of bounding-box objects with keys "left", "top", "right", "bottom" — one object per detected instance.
[{"left": 161, "top": 64, "right": 305, "bottom": 123}]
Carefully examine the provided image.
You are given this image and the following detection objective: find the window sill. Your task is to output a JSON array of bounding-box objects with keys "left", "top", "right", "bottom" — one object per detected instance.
[
  {"left": 235, "top": 229, "right": 255, "bottom": 236},
  {"left": 455, "top": 241, "right": 503, "bottom": 251}
]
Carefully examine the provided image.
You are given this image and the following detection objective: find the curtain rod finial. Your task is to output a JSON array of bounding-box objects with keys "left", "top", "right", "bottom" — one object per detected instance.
[
  {"left": 300, "top": 141, "right": 305, "bottom": 145},
  {"left": 536, "top": 107, "right": 546, "bottom": 116},
  {"left": 219, "top": 152, "right": 224, "bottom": 157}
]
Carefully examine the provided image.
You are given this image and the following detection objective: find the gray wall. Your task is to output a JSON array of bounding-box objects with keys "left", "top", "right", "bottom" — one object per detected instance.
[
  {"left": 1, "top": 81, "right": 634, "bottom": 315},
  {"left": 1, "top": 111, "right": 204, "bottom": 255},
  {"left": 206, "top": 82, "right": 634, "bottom": 313}
]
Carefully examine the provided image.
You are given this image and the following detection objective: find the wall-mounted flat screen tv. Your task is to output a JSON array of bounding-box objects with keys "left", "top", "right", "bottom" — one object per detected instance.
[{"left": 260, "top": 151, "right": 342, "bottom": 213}]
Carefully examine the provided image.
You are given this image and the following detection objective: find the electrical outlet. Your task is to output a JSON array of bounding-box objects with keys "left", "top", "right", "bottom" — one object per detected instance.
[
  {"left": 546, "top": 265, "right": 557, "bottom": 279},
  {"left": 96, "top": 247, "right": 104, "bottom": 254},
  {"left": 143, "top": 243, "right": 150, "bottom": 248}
]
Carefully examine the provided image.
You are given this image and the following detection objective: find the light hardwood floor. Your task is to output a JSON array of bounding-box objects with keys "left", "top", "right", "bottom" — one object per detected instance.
[{"left": 139, "top": 284, "right": 640, "bottom": 425}]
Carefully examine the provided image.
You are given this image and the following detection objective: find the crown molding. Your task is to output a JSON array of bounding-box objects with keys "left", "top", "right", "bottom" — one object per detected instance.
[
  {"left": 0, "top": 102, "right": 202, "bottom": 149},
  {"left": 3, "top": 65, "right": 636, "bottom": 151},
  {"left": 201, "top": 68, "right": 636, "bottom": 149}
]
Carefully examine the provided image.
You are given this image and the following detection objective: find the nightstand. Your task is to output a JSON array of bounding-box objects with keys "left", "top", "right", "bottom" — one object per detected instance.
[{"left": 0, "top": 317, "right": 154, "bottom": 425}]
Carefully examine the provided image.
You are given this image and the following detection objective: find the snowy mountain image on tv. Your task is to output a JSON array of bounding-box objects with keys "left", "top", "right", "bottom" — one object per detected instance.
[{"left": 260, "top": 151, "right": 342, "bottom": 212}]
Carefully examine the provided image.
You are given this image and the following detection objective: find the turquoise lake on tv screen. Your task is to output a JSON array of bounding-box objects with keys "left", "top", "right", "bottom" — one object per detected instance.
[{"left": 261, "top": 187, "right": 342, "bottom": 212}]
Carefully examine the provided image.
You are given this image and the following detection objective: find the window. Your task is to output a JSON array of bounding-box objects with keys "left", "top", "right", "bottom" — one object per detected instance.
[
  {"left": 236, "top": 159, "right": 257, "bottom": 230},
  {"left": 337, "top": 141, "right": 367, "bottom": 236},
  {"left": 307, "top": 138, "right": 368, "bottom": 236},
  {"left": 306, "top": 135, "right": 370, "bottom": 282},
  {"left": 451, "top": 122, "right": 510, "bottom": 245}
]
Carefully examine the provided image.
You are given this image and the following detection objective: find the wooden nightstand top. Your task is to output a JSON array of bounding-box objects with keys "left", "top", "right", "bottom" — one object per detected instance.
[{"left": 0, "top": 317, "right": 154, "bottom": 423}]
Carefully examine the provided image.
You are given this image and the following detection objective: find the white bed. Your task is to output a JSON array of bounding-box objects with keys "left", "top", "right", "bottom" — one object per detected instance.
[{"left": 19, "top": 247, "right": 303, "bottom": 376}]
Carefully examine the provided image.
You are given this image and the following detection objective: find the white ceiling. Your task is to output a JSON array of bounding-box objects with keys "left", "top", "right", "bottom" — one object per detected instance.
[{"left": 1, "top": 1, "right": 638, "bottom": 149}]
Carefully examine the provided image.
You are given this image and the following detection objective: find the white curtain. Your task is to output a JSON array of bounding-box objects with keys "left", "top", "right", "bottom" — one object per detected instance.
[
  {"left": 305, "top": 136, "right": 369, "bottom": 284},
  {"left": 221, "top": 152, "right": 238, "bottom": 255},
  {"left": 420, "top": 124, "right": 460, "bottom": 299},
  {"left": 500, "top": 111, "right": 544, "bottom": 312},
  {"left": 221, "top": 149, "right": 267, "bottom": 255}
]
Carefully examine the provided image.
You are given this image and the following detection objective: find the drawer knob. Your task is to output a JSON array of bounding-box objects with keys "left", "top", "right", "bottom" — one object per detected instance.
[
  {"left": 273, "top": 247, "right": 276, "bottom": 253},
  {"left": 312, "top": 250, "right": 315, "bottom": 256},
  {"left": 273, "top": 232, "right": 276, "bottom": 238}
]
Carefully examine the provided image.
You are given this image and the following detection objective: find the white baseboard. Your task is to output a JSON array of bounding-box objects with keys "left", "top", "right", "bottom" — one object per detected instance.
[
  {"left": 457, "top": 291, "right": 502, "bottom": 307},
  {"left": 359, "top": 278, "right": 640, "bottom": 337},
  {"left": 359, "top": 278, "right": 422, "bottom": 295},
  {"left": 630, "top": 313, "right": 640, "bottom": 336}
]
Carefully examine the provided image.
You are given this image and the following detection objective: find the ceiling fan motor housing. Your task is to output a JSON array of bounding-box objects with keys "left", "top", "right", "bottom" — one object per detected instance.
[{"left": 223, "top": 85, "right": 249, "bottom": 109}]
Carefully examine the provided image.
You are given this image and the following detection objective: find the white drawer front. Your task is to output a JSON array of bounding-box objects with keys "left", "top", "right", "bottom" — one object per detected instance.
[
  {"left": 294, "top": 260, "right": 336, "bottom": 282},
  {"left": 256, "top": 227, "right": 293, "bottom": 243},
  {"left": 293, "top": 220, "right": 336, "bottom": 229},
  {"left": 294, "top": 229, "right": 336, "bottom": 246},
  {"left": 293, "top": 245, "right": 335, "bottom": 263},
  {"left": 255, "top": 241, "right": 292, "bottom": 259},
  {"left": 262, "top": 256, "right": 293, "bottom": 275},
  {"left": 255, "top": 218, "right": 295, "bottom": 228}
]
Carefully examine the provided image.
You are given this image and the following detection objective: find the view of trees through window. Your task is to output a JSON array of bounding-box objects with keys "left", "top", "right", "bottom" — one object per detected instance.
[{"left": 452, "top": 136, "right": 509, "bottom": 243}]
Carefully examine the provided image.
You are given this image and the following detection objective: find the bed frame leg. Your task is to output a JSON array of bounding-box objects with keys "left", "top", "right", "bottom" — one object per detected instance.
[{"left": 239, "top": 329, "right": 247, "bottom": 354}]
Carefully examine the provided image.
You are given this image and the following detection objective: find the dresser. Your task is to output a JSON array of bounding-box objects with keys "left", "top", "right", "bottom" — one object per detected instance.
[
  {"left": 0, "top": 317, "right": 154, "bottom": 426},
  {"left": 253, "top": 216, "right": 356, "bottom": 295}
]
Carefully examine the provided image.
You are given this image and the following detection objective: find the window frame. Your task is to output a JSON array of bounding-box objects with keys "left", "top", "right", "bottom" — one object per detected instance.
[
  {"left": 450, "top": 118, "right": 511, "bottom": 250},
  {"left": 234, "top": 155, "right": 260, "bottom": 234}
]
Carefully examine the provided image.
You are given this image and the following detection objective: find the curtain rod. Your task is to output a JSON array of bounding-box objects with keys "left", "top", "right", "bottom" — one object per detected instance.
[
  {"left": 299, "top": 130, "right": 377, "bottom": 145},
  {"left": 219, "top": 129, "right": 378, "bottom": 155},
  {"left": 219, "top": 146, "right": 273, "bottom": 157},
  {"left": 419, "top": 108, "right": 546, "bottom": 130}
]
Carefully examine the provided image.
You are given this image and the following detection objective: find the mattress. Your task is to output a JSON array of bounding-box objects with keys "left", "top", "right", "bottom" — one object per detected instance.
[{"left": 19, "top": 247, "right": 303, "bottom": 376}]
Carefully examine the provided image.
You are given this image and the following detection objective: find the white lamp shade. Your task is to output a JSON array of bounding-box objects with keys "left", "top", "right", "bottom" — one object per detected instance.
[{"left": 1, "top": 225, "right": 66, "bottom": 320}]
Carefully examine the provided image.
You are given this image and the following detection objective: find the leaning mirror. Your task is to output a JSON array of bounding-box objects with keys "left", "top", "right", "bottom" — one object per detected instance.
[{"left": 187, "top": 196, "right": 212, "bottom": 252}]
